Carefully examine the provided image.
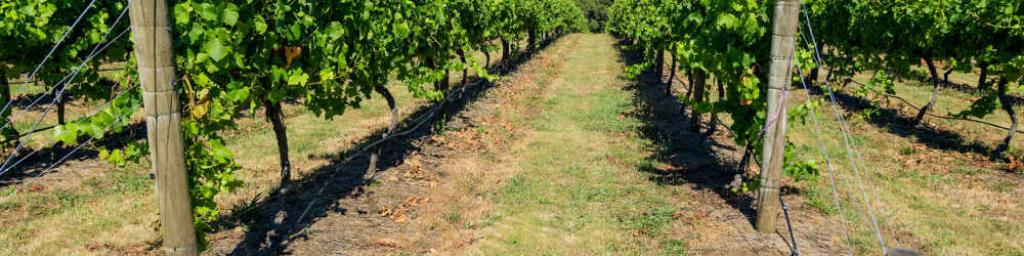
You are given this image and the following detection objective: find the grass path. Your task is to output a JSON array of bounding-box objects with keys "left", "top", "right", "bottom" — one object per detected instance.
[{"left": 465, "top": 34, "right": 689, "bottom": 255}]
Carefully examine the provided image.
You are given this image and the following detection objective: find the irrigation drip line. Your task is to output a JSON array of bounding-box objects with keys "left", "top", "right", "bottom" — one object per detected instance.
[
  {"left": 847, "top": 79, "right": 1024, "bottom": 134},
  {"left": 214, "top": 75, "right": 492, "bottom": 230},
  {"left": 294, "top": 77, "right": 487, "bottom": 225},
  {"left": 800, "top": 6, "right": 889, "bottom": 254}
]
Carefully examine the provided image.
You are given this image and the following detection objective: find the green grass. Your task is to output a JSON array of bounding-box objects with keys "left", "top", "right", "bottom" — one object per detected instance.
[
  {"left": 659, "top": 239, "right": 688, "bottom": 256},
  {"left": 473, "top": 34, "right": 687, "bottom": 255},
  {"left": 783, "top": 70, "right": 1024, "bottom": 255}
]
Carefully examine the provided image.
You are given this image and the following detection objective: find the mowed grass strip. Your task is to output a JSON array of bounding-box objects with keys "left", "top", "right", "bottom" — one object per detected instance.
[{"left": 474, "top": 34, "right": 688, "bottom": 255}]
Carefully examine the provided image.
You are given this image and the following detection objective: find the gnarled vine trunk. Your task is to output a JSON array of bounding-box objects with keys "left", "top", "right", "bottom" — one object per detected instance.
[
  {"left": 527, "top": 28, "right": 538, "bottom": 53},
  {"left": 705, "top": 79, "right": 725, "bottom": 136},
  {"left": 459, "top": 51, "right": 469, "bottom": 82},
  {"left": 56, "top": 83, "right": 66, "bottom": 125},
  {"left": 0, "top": 65, "right": 13, "bottom": 147},
  {"left": 367, "top": 85, "right": 399, "bottom": 176},
  {"left": 484, "top": 50, "right": 491, "bottom": 71},
  {"left": 690, "top": 70, "right": 707, "bottom": 132},
  {"left": 263, "top": 98, "right": 292, "bottom": 252},
  {"left": 264, "top": 99, "right": 291, "bottom": 192},
  {"left": 978, "top": 62, "right": 990, "bottom": 92},
  {"left": 943, "top": 67, "right": 954, "bottom": 85},
  {"left": 683, "top": 68, "right": 694, "bottom": 116},
  {"left": 685, "top": 68, "right": 694, "bottom": 100},
  {"left": 913, "top": 57, "right": 942, "bottom": 125},
  {"left": 809, "top": 65, "right": 819, "bottom": 84},
  {"left": 654, "top": 48, "right": 665, "bottom": 83},
  {"left": 501, "top": 38, "right": 512, "bottom": 72},
  {"left": 995, "top": 78, "right": 1017, "bottom": 157},
  {"left": 0, "top": 66, "right": 8, "bottom": 103},
  {"left": 0, "top": 65, "right": 10, "bottom": 119},
  {"left": 666, "top": 53, "right": 676, "bottom": 96},
  {"left": 458, "top": 49, "right": 469, "bottom": 98}
]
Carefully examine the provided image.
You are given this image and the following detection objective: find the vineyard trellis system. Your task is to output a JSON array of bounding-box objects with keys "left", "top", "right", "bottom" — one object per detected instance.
[{"left": 3, "top": 0, "right": 1023, "bottom": 254}]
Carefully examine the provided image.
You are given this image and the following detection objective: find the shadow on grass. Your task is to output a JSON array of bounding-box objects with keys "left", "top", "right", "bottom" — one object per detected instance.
[
  {"left": 613, "top": 40, "right": 759, "bottom": 225},
  {"left": 807, "top": 85, "right": 994, "bottom": 157},
  {"left": 0, "top": 121, "right": 145, "bottom": 187},
  {"left": 216, "top": 39, "right": 558, "bottom": 256},
  {"left": 894, "top": 72, "right": 1024, "bottom": 107},
  {"left": 0, "top": 78, "right": 145, "bottom": 185}
]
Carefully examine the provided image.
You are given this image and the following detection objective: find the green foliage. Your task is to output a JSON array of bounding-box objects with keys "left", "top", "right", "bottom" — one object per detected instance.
[
  {"left": 850, "top": 71, "right": 896, "bottom": 119},
  {"left": 575, "top": 0, "right": 614, "bottom": 31},
  {"left": 624, "top": 62, "right": 651, "bottom": 80},
  {"left": 99, "top": 142, "right": 147, "bottom": 168},
  {"left": 955, "top": 92, "right": 1001, "bottom": 119},
  {"left": 167, "top": 0, "right": 584, "bottom": 249},
  {"left": 52, "top": 81, "right": 141, "bottom": 145},
  {"left": 790, "top": 98, "right": 822, "bottom": 126},
  {"left": 853, "top": 71, "right": 896, "bottom": 98},
  {"left": 808, "top": 0, "right": 1024, "bottom": 130},
  {"left": 783, "top": 144, "right": 820, "bottom": 183},
  {"left": 610, "top": 0, "right": 772, "bottom": 147},
  {"left": 1, "top": 0, "right": 134, "bottom": 148}
]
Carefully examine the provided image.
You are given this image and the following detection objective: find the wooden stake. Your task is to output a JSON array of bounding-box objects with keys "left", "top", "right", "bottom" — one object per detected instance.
[
  {"left": 128, "top": 0, "right": 199, "bottom": 254},
  {"left": 756, "top": 0, "right": 800, "bottom": 233}
]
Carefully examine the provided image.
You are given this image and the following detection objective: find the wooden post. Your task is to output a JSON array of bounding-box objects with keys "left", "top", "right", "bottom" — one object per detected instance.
[
  {"left": 128, "top": 0, "right": 199, "bottom": 255},
  {"left": 756, "top": 0, "right": 800, "bottom": 233}
]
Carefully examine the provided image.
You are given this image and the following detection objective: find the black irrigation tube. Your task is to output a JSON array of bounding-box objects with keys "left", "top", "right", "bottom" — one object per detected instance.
[
  {"left": 848, "top": 79, "right": 1024, "bottom": 135},
  {"left": 0, "top": 125, "right": 59, "bottom": 145}
]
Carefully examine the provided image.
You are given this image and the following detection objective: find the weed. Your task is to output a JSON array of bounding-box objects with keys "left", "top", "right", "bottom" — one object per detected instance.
[
  {"left": 465, "top": 211, "right": 502, "bottom": 229},
  {"left": 113, "top": 172, "right": 149, "bottom": 193},
  {"left": 444, "top": 209, "right": 462, "bottom": 224},
  {"left": 898, "top": 146, "right": 917, "bottom": 155},
  {"left": 54, "top": 190, "right": 85, "bottom": 209},
  {"left": 0, "top": 201, "right": 20, "bottom": 211},
  {"left": 993, "top": 180, "right": 1015, "bottom": 193},
  {"left": 365, "top": 179, "right": 383, "bottom": 187},
  {"left": 500, "top": 174, "right": 534, "bottom": 205},
  {"left": 804, "top": 186, "right": 836, "bottom": 215},
  {"left": 625, "top": 206, "right": 676, "bottom": 237},
  {"left": 659, "top": 239, "right": 688, "bottom": 256},
  {"left": 950, "top": 167, "right": 984, "bottom": 176},
  {"left": 783, "top": 144, "right": 821, "bottom": 182}
]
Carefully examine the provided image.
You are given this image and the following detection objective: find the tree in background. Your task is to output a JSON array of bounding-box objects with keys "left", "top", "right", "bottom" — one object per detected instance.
[{"left": 576, "top": 0, "right": 613, "bottom": 32}]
